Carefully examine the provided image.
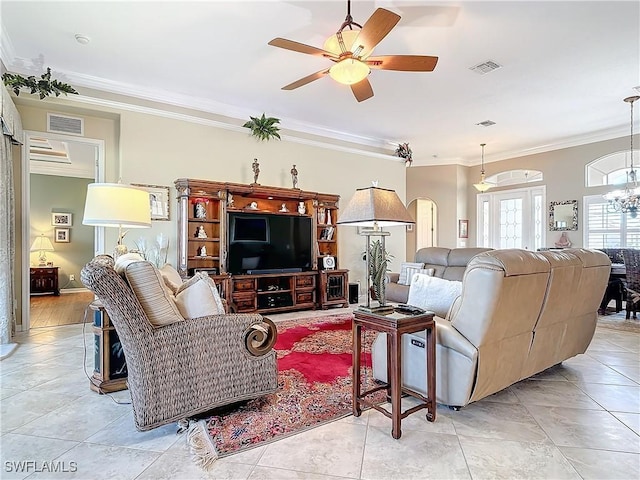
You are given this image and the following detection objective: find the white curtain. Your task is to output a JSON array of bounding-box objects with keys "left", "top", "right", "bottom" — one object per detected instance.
[{"left": 0, "top": 85, "right": 22, "bottom": 345}]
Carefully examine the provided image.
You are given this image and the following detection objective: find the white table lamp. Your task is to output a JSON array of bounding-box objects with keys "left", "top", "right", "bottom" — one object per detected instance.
[
  {"left": 83, "top": 183, "right": 152, "bottom": 257},
  {"left": 30, "top": 234, "right": 55, "bottom": 266}
]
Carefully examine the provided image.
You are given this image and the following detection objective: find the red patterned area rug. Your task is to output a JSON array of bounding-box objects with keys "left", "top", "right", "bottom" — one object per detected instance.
[{"left": 187, "top": 313, "right": 383, "bottom": 468}]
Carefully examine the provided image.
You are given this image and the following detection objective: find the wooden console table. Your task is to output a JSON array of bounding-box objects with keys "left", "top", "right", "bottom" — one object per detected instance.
[{"left": 352, "top": 309, "right": 436, "bottom": 439}]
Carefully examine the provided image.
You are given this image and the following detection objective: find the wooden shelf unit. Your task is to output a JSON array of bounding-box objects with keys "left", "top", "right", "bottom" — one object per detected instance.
[{"left": 175, "top": 178, "right": 346, "bottom": 313}]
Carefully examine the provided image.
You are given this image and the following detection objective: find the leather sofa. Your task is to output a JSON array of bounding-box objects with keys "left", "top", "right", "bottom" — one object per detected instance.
[
  {"left": 386, "top": 247, "right": 493, "bottom": 304},
  {"left": 373, "top": 248, "right": 610, "bottom": 408}
]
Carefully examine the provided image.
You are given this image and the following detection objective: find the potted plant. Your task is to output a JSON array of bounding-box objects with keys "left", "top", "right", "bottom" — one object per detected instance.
[
  {"left": 243, "top": 113, "right": 281, "bottom": 141},
  {"left": 395, "top": 142, "right": 413, "bottom": 166},
  {"left": 2, "top": 67, "right": 78, "bottom": 99}
]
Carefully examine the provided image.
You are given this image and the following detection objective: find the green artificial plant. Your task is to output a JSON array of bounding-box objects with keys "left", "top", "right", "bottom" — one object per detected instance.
[
  {"left": 243, "top": 113, "right": 281, "bottom": 141},
  {"left": 2, "top": 67, "right": 78, "bottom": 99},
  {"left": 367, "top": 239, "right": 393, "bottom": 305}
]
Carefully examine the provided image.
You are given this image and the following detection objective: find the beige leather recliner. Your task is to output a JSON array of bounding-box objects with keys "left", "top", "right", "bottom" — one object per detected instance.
[{"left": 372, "top": 248, "right": 610, "bottom": 408}]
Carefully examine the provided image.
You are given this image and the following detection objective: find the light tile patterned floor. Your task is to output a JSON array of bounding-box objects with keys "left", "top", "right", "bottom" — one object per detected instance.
[{"left": 1, "top": 311, "right": 639, "bottom": 479}]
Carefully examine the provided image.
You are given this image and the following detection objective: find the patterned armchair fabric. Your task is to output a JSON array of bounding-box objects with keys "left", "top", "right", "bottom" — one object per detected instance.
[
  {"left": 81, "top": 256, "right": 278, "bottom": 431},
  {"left": 622, "top": 249, "right": 640, "bottom": 319}
]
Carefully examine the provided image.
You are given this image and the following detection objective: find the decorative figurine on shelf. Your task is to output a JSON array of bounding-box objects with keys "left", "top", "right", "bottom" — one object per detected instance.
[
  {"left": 248, "top": 201, "right": 258, "bottom": 210},
  {"left": 326, "top": 210, "right": 332, "bottom": 225},
  {"left": 195, "top": 201, "right": 206, "bottom": 219},
  {"left": 291, "top": 164, "right": 299, "bottom": 189},
  {"left": 317, "top": 206, "right": 326, "bottom": 224},
  {"left": 227, "top": 193, "right": 234, "bottom": 208},
  {"left": 298, "top": 201, "right": 306, "bottom": 214},
  {"left": 196, "top": 226, "right": 207, "bottom": 238},
  {"left": 279, "top": 203, "right": 289, "bottom": 212},
  {"left": 555, "top": 232, "right": 572, "bottom": 248},
  {"left": 199, "top": 245, "right": 207, "bottom": 257},
  {"left": 252, "top": 158, "right": 260, "bottom": 184}
]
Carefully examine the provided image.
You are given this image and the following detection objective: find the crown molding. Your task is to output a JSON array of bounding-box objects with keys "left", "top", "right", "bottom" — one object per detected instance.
[{"left": 6, "top": 61, "right": 394, "bottom": 153}]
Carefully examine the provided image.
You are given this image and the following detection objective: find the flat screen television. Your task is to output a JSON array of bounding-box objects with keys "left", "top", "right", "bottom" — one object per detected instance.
[{"left": 227, "top": 212, "right": 313, "bottom": 274}]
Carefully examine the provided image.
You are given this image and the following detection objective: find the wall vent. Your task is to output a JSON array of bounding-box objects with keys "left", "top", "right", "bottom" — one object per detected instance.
[
  {"left": 469, "top": 60, "right": 502, "bottom": 75},
  {"left": 476, "top": 120, "right": 496, "bottom": 127},
  {"left": 47, "top": 113, "right": 84, "bottom": 136}
]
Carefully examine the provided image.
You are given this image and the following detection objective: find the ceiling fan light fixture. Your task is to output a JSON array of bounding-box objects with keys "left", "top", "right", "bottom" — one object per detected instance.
[
  {"left": 329, "top": 58, "right": 370, "bottom": 85},
  {"left": 323, "top": 29, "right": 360, "bottom": 56}
]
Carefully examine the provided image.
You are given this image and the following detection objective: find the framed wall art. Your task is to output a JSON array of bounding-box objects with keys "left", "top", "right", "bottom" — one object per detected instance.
[
  {"left": 55, "top": 228, "right": 70, "bottom": 243},
  {"left": 51, "top": 212, "right": 72, "bottom": 226},
  {"left": 458, "top": 219, "right": 469, "bottom": 239},
  {"left": 132, "top": 184, "right": 171, "bottom": 221}
]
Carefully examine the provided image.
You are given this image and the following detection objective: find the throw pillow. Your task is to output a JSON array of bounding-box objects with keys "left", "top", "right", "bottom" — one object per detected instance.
[
  {"left": 159, "top": 263, "right": 183, "bottom": 293},
  {"left": 407, "top": 274, "right": 462, "bottom": 318},
  {"left": 405, "top": 267, "right": 435, "bottom": 285},
  {"left": 122, "top": 261, "right": 184, "bottom": 327},
  {"left": 174, "top": 272, "right": 225, "bottom": 319},
  {"left": 398, "top": 262, "right": 424, "bottom": 285}
]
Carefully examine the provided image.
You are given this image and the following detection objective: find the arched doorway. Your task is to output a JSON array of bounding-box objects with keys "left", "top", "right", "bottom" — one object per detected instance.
[{"left": 406, "top": 197, "right": 437, "bottom": 260}]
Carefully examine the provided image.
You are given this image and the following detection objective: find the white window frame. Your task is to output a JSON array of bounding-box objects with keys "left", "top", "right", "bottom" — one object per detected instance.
[
  {"left": 477, "top": 185, "right": 546, "bottom": 250},
  {"left": 583, "top": 194, "right": 640, "bottom": 248}
]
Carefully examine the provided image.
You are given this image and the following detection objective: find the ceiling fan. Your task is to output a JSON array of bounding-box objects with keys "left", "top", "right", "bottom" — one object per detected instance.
[{"left": 268, "top": 0, "right": 438, "bottom": 102}]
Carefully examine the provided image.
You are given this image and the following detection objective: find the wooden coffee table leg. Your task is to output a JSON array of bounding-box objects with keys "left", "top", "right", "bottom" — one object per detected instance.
[
  {"left": 390, "top": 331, "right": 402, "bottom": 439},
  {"left": 352, "top": 322, "right": 362, "bottom": 417}
]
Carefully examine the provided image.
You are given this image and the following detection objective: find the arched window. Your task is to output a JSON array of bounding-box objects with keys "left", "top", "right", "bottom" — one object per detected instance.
[
  {"left": 586, "top": 150, "right": 639, "bottom": 187},
  {"left": 485, "top": 169, "right": 543, "bottom": 187}
]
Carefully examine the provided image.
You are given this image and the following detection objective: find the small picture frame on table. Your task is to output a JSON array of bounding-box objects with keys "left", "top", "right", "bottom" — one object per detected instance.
[
  {"left": 55, "top": 228, "right": 70, "bottom": 243},
  {"left": 458, "top": 219, "right": 469, "bottom": 239},
  {"left": 132, "top": 184, "right": 171, "bottom": 221},
  {"left": 51, "top": 212, "right": 72, "bottom": 226}
]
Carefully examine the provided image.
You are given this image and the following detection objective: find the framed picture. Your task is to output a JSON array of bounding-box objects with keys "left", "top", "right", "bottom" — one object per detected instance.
[
  {"left": 458, "top": 219, "right": 469, "bottom": 239},
  {"left": 51, "top": 212, "right": 72, "bottom": 226},
  {"left": 55, "top": 228, "right": 70, "bottom": 243},
  {"left": 132, "top": 184, "right": 171, "bottom": 221}
]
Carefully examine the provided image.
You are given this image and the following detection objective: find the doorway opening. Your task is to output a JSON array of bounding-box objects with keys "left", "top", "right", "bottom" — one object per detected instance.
[
  {"left": 406, "top": 198, "right": 438, "bottom": 260},
  {"left": 21, "top": 131, "right": 105, "bottom": 331}
]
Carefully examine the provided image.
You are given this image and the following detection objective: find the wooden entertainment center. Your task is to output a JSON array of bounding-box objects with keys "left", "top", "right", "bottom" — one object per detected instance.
[{"left": 174, "top": 178, "right": 348, "bottom": 314}]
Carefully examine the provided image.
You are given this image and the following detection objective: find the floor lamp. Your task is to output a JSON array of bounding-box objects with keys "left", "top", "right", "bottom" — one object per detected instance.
[
  {"left": 82, "top": 183, "right": 152, "bottom": 258},
  {"left": 337, "top": 185, "right": 414, "bottom": 313}
]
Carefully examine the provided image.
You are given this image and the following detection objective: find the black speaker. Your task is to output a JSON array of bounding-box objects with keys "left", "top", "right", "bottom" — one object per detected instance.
[{"left": 348, "top": 283, "right": 359, "bottom": 304}]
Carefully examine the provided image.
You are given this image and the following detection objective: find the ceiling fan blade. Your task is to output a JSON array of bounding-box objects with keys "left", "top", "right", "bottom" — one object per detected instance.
[
  {"left": 367, "top": 55, "right": 439, "bottom": 72},
  {"left": 352, "top": 8, "right": 401, "bottom": 59},
  {"left": 268, "top": 38, "right": 337, "bottom": 59},
  {"left": 351, "top": 78, "right": 374, "bottom": 102},
  {"left": 282, "top": 69, "right": 330, "bottom": 90}
]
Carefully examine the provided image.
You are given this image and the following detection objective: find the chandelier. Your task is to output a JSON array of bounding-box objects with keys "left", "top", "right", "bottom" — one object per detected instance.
[{"left": 605, "top": 95, "right": 640, "bottom": 217}]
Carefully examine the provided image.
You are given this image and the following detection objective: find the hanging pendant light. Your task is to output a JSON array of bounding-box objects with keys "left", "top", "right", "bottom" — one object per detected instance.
[
  {"left": 473, "top": 143, "right": 493, "bottom": 192},
  {"left": 604, "top": 95, "right": 640, "bottom": 218}
]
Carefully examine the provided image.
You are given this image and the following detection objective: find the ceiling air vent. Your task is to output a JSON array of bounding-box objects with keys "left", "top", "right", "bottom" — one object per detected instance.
[
  {"left": 476, "top": 120, "right": 496, "bottom": 127},
  {"left": 47, "top": 113, "right": 84, "bottom": 136},
  {"left": 469, "top": 60, "right": 502, "bottom": 75}
]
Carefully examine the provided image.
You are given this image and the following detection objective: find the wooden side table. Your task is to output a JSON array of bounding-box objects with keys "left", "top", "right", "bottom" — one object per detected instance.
[
  {"left": 352, "top": 309, "right": 436, "bottom": 439},
  {"left": 30, "top": 266, "right": 60, "bottom": 296}
]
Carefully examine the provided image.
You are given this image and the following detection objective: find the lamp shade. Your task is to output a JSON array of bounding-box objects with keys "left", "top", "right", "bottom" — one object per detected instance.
[
  {"left": 82, "top": 183, "right": 151, "bottom": 228},
  {"left": 329, "top": 59, "right": 370, "bottom": 85},
  {"left": 337, "top": 186, "right": 414, "bottom": 227},
  {"left": 30, "top": 234, "right": 54, "bottom": 252}
]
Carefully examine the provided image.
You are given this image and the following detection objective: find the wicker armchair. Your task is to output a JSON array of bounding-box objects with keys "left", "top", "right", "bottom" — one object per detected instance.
[
  {"left": 622, "top": 249, "right": 640, "bottom": 319},
  {"left": 81, "top": 256, "right": 278, "bottom": 431}
]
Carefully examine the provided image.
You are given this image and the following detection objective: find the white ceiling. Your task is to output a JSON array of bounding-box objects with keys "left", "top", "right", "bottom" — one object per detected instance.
[{"left": 2, "top": 1, "right": 639, "bottom": 166}]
